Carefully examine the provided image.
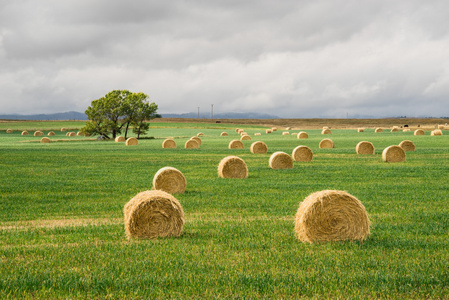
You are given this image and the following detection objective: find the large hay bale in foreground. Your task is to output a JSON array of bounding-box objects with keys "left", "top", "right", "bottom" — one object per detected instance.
[
  {"left": 382, "top": 145, "right": 405, "bottom": 163},
  {"left": 294, "top": 190, "right": 370, "bottom": 243},
  {"left": 356, "top": 141, "right": 375, "bottom": 155},
  {"left": 250, "top": 141, "right": 268, "bottom": 154},
  {"left": 414, "top": 129, "right": 425, "bottom": 136},
  {"left": 40, "top": 137, "right": 51, "bottom": 143},
  {"left": 191, "top": 136, "right": 202, "bottom": 145},
  {"left": 162, "top": 139, "right": 177, "bottom": 148},
  {"left": 240, "top": 135, "right": 251, "bottom": 141},
  {"left": 6, "top": 129, "right": 13, "bottom": 133},
  {"left": 431, "top": 129, "right": 443, "bottom": 136},
  {"left": 297, "top": 132, "right": 308, "bottom": 139},
  {"left": 153, "top": 167, "right": 186, "bottom": 194},
  {"left": 126, "top": 137, "right": 138, "bottom": 146},
  {"left": 292, "top": 146, "right": 313, "bottom": 162},
  {"left": 34, "top": 131, "right": 43, "bottom": 136},
  {"left": 21, "top": 131, "right": 29, "bottom": 136},
  {"left": 321, "top": 129, "right": 331, "bottom": 134},
  {"left": 319, "top": 138, "right": 334, "bottom": 149},
  {"left": 399, "top": 140, "right": 415, "bottom": 152},
  {"left": 220, "top": 132, "right": 228, "bottom": 136},
  {"left": 269, "top": 152, "right": 293, "bottom": 169},
  {"left": 218, "top": 156, "right": 248, "bottom": 178},
  {"left": 375, "top": 128, "right": 383, "bottom": 133},
  {"left": 228, "top": 140, "right": 244, "bottom": 149},
  {"left": 48, "top": 131, "right": 55, "bottom": 136},
  {"left": 115, "top": 136, "right": 125, "bottom": 142},
  {"left": 124, "top": 190, "right": 184, "bottom": 239},
  {"left": 185, "top": 139, "right": 199, "bottom": 149}
]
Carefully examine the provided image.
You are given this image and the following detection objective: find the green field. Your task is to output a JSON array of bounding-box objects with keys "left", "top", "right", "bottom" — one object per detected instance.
[{"left": 1, "top": 122, "right": 448, "bottom": 299}]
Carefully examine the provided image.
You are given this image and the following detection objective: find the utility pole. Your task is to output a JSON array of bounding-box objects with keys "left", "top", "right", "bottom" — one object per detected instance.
[
  {"left": 211, "top": 104, "right": 214, "bottom": 120},
  {"left": 197, "top": 107, "right": 200, "bottom": 119}
]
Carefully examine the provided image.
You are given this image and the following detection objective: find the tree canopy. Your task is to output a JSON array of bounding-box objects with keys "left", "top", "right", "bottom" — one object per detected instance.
[{"left": 81, "top": 90, "right": 158, "bottom": 139}]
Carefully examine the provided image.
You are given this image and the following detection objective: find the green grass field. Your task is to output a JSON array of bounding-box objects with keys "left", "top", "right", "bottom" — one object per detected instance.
[{"left": 1, "top": 122, "right": 448, "bottom": 299}]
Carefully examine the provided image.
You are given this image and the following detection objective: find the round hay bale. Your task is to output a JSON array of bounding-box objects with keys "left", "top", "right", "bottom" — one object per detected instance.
[
  {"left": 282, "top": 132, "right": 290, "bottom": 135},
  {"left": 34, "top": 131, "right": 43, "bottom": 136},
  {"left": 399, "top": 140, "right": 415, "bottom": 152},
  {"left": 319, "top": 138, "right": 334, "bottom": 149},
  {"left": 356, "top": 141, "right": 375, "bottom": 155},
  {"left": 61, "top": 128, "right": 67, "bottom": 132},
  {"left": 431, "top": 129, "right": 443, "bottom": 136},
  {"left": 126, "top": 137, "right": 138, "bottom": 146},
  {"left": 66, "top": 132, "right": 70, "bottom": 136},
  {"left": 48, "top": 131, "right": 55, "bottom": 136},
  {"left": 191, "top": 136, "right": 202, "bottom": 145},
  {"left": 162, "top": 139, "right": 177, "bottom": 148},
  {"left": 6, "top": 129, "right": 13, "bottom": 133},
  {"left": 294, "top": 190, "right": 370, "bottom": 243},
  {"left": 228, "top": 140, "right": 244, "bottom": 149},
  {"left": 68, "top": 132, "right": 76, "bottom": 137},
  {"left": 390, "top": 127, "right": 399, "bottom": 132},
  {"left": 218, "top": 156, "right": 248, "bottom": 178},
  {"left": 272, "top": 127, "right": 277, "bottom": 132},
  {"left": 286, "top": 127, "right": 292, "bottom": 130},
  {"left": 357, "top": 128, "right": 364, "bottom": 133},
  {"left": 266, "top": 129, "right": 272, "bottom": 134},
  {"left": 220, "top": 132, "right": 228, "bottom": 136},
  {"left": 197, "top": 132, "right": 204, "bottom": 137},
  {"left": 382, "top": 145, "right": 405, "bottom": 163},
  {"left": 375, "top": 128, "right": 383, "bottom": 133},
  {"left": 235, "top": 128, "right": 241, "bottom": 133},
  {"left": 185, "top": 139, "right": 199, "bottom": 149},
  {"left": 250, "top": 141, "right": 268, "bottom": 154},
  {"left": 152, "top": 167, "right": 186, "bottom": 194},
  {"left": 269, "top": 151, "right": 293, "bottom": 169},
  {"left": 414, "top": 129, "right": 425, "bottom": 136},
  {"left": 292, "top": 146, "right": 313, "bottom": 162},
  {"left": 297, "top": 131, "right": 308, "bottom": 139},
  {"left": 77, "top": 131, "right": 83, "bottom": 136},
  {"left": 124, "top": 190, "right": 184, "bottom": 239},
  {"left": 40, "top": 137, "right": 51, "bottom": 143},
  {"left": 240, "top": 132, "right": 247, "bottom": 136},
  {"left": 254, "top": 133, "right": 261, "bottom": 136},
  {"left": 321, "top": 129, "right": 331, "bottom": 134},
  {"left": 240, "top": 135, "right": 251, "bottom": 141},
  {"left": 115, "top": 136, "right": 125, "bottom": 142},
  {"left": 21, "top": 131, "right": 29, "bottom": 136}
]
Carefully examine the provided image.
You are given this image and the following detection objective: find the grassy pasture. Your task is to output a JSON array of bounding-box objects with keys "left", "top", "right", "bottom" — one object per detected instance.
[{"left": 0, "top": 121, "right": 448, "bottom": 299}]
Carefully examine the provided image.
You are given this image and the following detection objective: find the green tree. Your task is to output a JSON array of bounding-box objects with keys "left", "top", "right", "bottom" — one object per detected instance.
[{"left": 132, "top": 99, "right": 158, "bottom": 138}]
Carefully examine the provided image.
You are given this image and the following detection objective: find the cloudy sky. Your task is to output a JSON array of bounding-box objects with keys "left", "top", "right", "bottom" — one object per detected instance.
[{"left": 1, "top": 1, "right": 448, "bottom": 118}]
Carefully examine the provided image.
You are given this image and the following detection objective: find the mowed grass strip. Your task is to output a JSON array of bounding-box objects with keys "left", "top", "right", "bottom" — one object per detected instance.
[{"left": 0, "top": 122, "right": 448, "bottom": 298}]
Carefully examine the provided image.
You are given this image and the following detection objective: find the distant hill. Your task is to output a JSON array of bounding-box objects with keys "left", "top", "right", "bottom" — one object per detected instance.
[
  {"left": 0, "top": 111, "right": 87, "bottom": 120},
  {"left": 161, "top": 112, "right": 279, "bottom": 119}
]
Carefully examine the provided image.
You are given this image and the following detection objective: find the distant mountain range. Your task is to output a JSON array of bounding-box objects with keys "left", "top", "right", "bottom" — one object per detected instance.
[{"left": 0, "top": 111, "right": 279, "bottom": 120}]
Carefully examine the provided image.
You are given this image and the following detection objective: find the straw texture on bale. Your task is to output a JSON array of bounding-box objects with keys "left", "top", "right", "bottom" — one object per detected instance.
[
  {"left": 162, "top": 139, "right": 177, "bottom": 148},
  {"left": 414, "top": 129, "right": 425, "bottom": 135},
  {"left": 357, "top": 128, "right": 364, "bottom": 132},
  {"left": 235, "top": 128, "right": 241, "bottom": 133},
  {"left": 240, "top": 135, "right": 251, "bottom": 141},
  {"left": 197, "top": 132, "right": 204, "bottom": 137},
  {"left": 126, "top": 137, "right": 138, "bottom": 146},
  {"left": 321, "top": 129, "right": 331, "bottom": 134},
  {"left": 292, "top": 146, "right": 313, "bottom": 162},
  {"left": 294, "top": 190, "right": 370, "bottom": 243},
  {"left": 228, "top": 140, "right": 244, "bottom": 149},
  {"left": 48, "top": 131, "right": 55, "bottom": 136},
  {"left": 218, "top": 156, "right": 248, "bottom": 178},
  {"left": 297, "top": 131, "right": 308, "bottom": 139},
  {"left": 282, "top": 132, "right": 290, "bottom": 135},
  {"left": 152, "top": 167, "right": 186, "bottom": 194},
  {"left": 382, "top": 145, "right": 405, "bottom": 163},
  {"left": 21, "top": 131, "right": 29, "bottom": 135},
  {"left": 431, "top": 129, "right": 443, "bottom": 136},
  {"left": 6, "top": 129, "right": 13, "bottom": 133},
  {"left": 220, "top": 132, "right": 228, "bottom": 136},
  {"left": 375, "top": 128, "right": 383, "bottom": 133},
  {"left": 191, "top": 136, "right": 202, "bottom": 145},
  {"left": 399, "top": 140, "right": 415, "bottom": 152},
  {"left": 115, "top": 136, "right": 125, "bottom": 142},
  {"left": 319, "top": 138, "right": 334, "bottom": 149},
  {"left": 40, "top": 137, "right": 51, "bottom": 143},
  {"left": 250, "top": 141, "right": 268, "bottom": 154},
  {"left": 269, "top": 151, "right": 293, "bottom": 169},
  {"left": 68, "top": 132, "right": 76, "bottom": 137},
  {"left": 34, "top": 131, "right": 43, "bottom": 136},
  {"left": 185, "top": 139, "right": 199, "bottom": 149},
  {"left": 356, "top": 141, "right": 375, "bottom": 155},
  {"left": 61, "top": 128, "right": 67, "bottom": 132},
  {"left": 266, "top": 129, "right": 272, "bottom": 134},
  {"left": 391, "top": 127, "right": 399, "bottom": 132},
  {"left": 124, "top": 190, "right": 184, "bottom": 240}
]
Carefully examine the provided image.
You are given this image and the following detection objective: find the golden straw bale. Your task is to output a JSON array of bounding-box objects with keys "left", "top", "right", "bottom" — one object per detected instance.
[
  {"left": 399, "top": 140, "right": 415, "bottom": 152},
  {"left": 356, "top": 141, "right": 375, "bottom": 155},
  {"left": 68, "top": 132, "right": 76, "bottom": 137},
  {"left": 61, "top": 128, "right": 67, "bottom": 132},
  {"left": 319, "top": 138, "right": 334, "bottom": 149},
  {"left": 126, "top": 137, "right": 138, "bottom": 146},
  {"left": 228, "top": 140, "right": 244, "bottom": 149},
  {"left": 286, "top": 127, "right": 292, "bottom": 130},
  {"left": 357, "top": 128, "right": 364, "bottom": 133},
  {"left": 197, "top": 132, "right": 204, "bottom": 137},
  {"left": 235, "top": 128, "right": 241, "bottom": 133},
  {"left": 391, "top": 127, "right": 399, "bottom": 132},
  {"left": 292, "top": 146, "right": 313, "bottom": 162},
  {"left": 321, "top": 129, "right": 331, "bottom": 134},
  {"left": 191, "top": 136, "right": 202, "bottom": 145},
  {"left": 162, "top": 139, "right": 177, "bottom": 148},
  {"left": 153, "top": 167, "right": 186, "bottom": 194},
  {"left": 282, "top": 132, "right": 290, "bottom": 135},
  {"left": 250, "top": 141, "right": 268, "bottom": 154},
  {"left": 21, "top": 131, "right": 29, "bottom": 135},
  {"left": 382, "top": 145, "right": 405, "bottom": 163},
  {"left": 77, "top": 131, "right": 83, "bottom": 136},
  {"left": 40, "top": 137, "right": 51, "bottom": 143},
  {"left": 297, "top": 131, "right": 308, "bottom": 139},
  {"left": 237, "top": 129, "right": 244, "bottom": 134},
  {"left": 48, "top": 131, "right": 55, "bottom": 136},
  {"left": 124, "top": 190, "right": 184, "bottom": 240},
  {"left": 269, "top": 151, "right": 293, "bottom": 169},
  {"left": 294, "top": 190, "right": 370, "bottom": 243},
  {"left": 266, "top": 129, "right": 272, "bottom": 134},
  {"left": 6, "top": 129, "right": 13, "bottom": 133},
  {"left": 431, "top": 129, "right": 443, "bottom": 136},
  {"left": 240, "top": 135, "right": 251, "bottom": 141},
  {"left": 218, "top": 156, "right": 248, "bottom": 178},
  {"left": 185, "top": 139, "right": 199, "bottom": 149},
  {"left": 414, "top": 129, "right": 425, "bottom": 136},
  {"left": 240, "top": 132, "right": 248, "bottom": 136},
  {"left": 115, "top": 136, "right": 125, "bottom": 142},
  {"left": 272, "top": 127, "right": 277, "bottom": 132},
  {"left": 34, "top": 131, "right": 44, "bottom": 136},
  {"left": 438, "top": 125, "right": 444, "bottom": 130},
  {"left": 254, "top": 133, "right": 261, "bottom": 136},
  {"left": 375, "top": 128, "right": 383, "bottom": 133},
  {"left": 220, "top": 132, "right": 228, "bottom": 136}
]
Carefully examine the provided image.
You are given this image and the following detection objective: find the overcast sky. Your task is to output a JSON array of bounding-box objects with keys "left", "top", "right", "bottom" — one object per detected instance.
[{"left": 1, "top": 1, "right": 448, "bottom": 118}]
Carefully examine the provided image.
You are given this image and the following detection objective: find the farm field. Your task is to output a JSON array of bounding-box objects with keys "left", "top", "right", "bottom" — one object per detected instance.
[{"left": 1, "top": 120, "right": 448, "bottom": 299}]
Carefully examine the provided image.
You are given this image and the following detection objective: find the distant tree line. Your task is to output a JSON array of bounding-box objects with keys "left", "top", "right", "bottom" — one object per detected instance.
[{"left": 81, "top": 90, "right": 158, "bottom": 139}]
